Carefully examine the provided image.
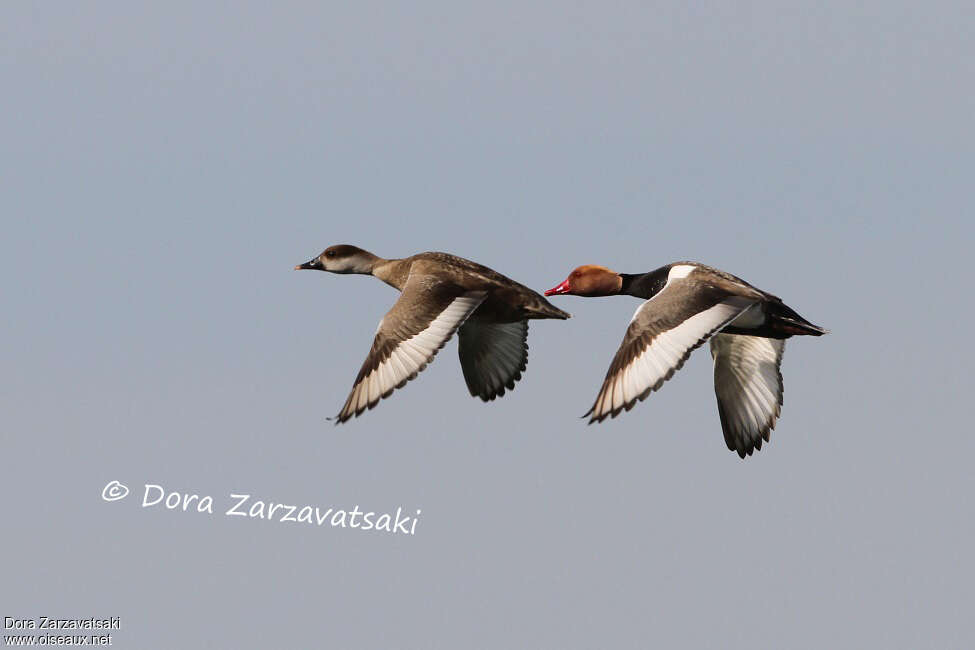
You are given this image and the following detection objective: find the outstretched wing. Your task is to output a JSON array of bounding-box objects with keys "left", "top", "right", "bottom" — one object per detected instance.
[
  {"left": 710, "top": 333, "right": 785, "bottom": 458},
  {"left": 457, "top": 319, "right": 529, "bottom": 401},
  {"left": 335, "top": 273, "right": 486, "bottom": 423},
  {"left": 587, "top": 277, "right": 756, "bottom": 423}
]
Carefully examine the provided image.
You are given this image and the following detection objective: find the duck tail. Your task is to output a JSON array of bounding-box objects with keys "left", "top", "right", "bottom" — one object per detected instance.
[
  {"left": 528, "top": 298, "right": 571, "bottom": 320},
  {"left": 771, "top": 303, "right": 828, "bottom": 336}
]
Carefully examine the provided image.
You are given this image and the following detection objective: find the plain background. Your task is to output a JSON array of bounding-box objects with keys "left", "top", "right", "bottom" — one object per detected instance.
[{"left": 3, "top": 3, "right": 973, "bottom": 648}]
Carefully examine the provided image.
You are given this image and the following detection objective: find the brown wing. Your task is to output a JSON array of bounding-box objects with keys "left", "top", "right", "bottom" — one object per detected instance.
[
  {"left": 335, "top": 272, "right": 486, "bottom": 423},
  {"left": 457, "top": 318, "right": 529, "bottom": 401},
  {"left": 587, "top": 273, "right": 757, "bottom": 423}
]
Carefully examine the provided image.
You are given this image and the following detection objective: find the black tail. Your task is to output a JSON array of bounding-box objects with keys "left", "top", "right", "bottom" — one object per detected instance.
[{"left": 770, "top": 303, "right": 828, "bottom": 337}]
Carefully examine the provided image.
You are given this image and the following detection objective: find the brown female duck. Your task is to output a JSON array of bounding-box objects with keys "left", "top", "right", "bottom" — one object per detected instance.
[{"left": 296, "top": 245, "right": 570, "bottom": 422}]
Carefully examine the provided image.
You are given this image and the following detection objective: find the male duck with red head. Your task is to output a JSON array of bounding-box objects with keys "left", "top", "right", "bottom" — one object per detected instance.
[{"left": 545, "top": 261, "right": 826, "bottom": 458}]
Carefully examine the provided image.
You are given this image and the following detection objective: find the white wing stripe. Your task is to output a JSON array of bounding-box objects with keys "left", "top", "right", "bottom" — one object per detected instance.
[
  {"left": 591, "top": 299, "right": 754, "bottom": 421},
  {"left": 627, "top": 303, "right": 739, "bottom": 385},
  {"left": 367, "top": 370, "right": 381, "bottom": 404},
  {"left": 342, "top": 293, "right": 485, "bottom": 419}
]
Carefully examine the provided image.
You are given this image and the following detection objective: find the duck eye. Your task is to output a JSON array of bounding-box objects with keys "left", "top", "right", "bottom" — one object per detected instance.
[{"left": 325, "top": 250, "right": 336, "bottom": 258}]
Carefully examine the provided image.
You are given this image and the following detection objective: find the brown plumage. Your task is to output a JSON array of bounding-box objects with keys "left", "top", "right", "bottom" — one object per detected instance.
[{"left": 296, "top": 245, "right": 569, "bottom": 422}]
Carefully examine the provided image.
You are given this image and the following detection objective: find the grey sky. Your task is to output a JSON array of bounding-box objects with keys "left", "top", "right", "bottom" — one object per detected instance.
[{"left": 3, "top": 2, "right": 973, "bottom": 648}]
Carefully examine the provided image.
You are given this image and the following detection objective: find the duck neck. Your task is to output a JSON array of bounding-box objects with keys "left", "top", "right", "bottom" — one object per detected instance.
[
  {"left": 371, "top": 257, "right": 410, "bottom": 290},
  {"left": 619, "top": 271, "right": 667, "bottom": 299},
  {"left": 618, "top": 273, "right": 643, "bottom": 297}
]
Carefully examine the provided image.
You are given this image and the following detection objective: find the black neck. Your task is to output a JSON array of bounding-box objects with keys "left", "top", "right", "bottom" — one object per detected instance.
[
  {"left": 618, "top": 273, "right": 641, "bottom": 295},
  {"left": 619, "top": 268, "right": 669, "bottom": 299}
]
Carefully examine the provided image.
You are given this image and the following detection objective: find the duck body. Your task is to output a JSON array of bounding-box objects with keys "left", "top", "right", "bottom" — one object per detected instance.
[
  {"left": 374, "top": 251, "right": 570, "bottom": 323},
  {"left": 545, "top": 261, "right": 826, "bottom": 458},
  {"left": 297, "top": 245, "right": 569, "bottom": 423},
  {"left": 618, "top": 262, "right": 826, "bottom": 339}
]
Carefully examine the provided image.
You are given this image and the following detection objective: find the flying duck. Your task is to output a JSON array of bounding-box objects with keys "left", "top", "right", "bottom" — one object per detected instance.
[
  {"left": 545, "top": 262, "right": 826, "bottom": 457},
  {"left": 296, "top": 245, "right": 570, "bottom": 422}
]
